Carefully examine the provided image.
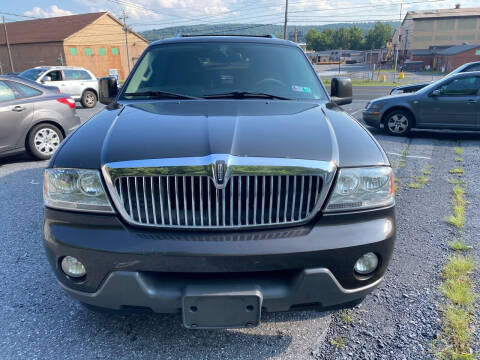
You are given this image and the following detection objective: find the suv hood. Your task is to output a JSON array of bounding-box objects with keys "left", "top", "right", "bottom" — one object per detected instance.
[{"left": 52, "top": 100, "right": 388, "bottom": 169}]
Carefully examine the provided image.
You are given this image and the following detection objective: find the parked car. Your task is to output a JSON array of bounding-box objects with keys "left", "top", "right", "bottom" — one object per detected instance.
[
  {"left": 390, "top": 61, "right": 480, "bottom": 94},
  {"left": 363, "top": 71, "right": 480, "bottom": 136},
  {"left": 18, "top": 66, "right": 98, "bottom": 108},
  {"left": 0, "top": 75, "right": 80, "bottom": 159},
  {"left": 43, "top": 35, "right": 395, "bottom": 329}
]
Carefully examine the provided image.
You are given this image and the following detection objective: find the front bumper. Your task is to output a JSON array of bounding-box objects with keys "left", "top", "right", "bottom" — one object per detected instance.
[
  {"left": 362, "top": 110, "right": 382, "bottom": 128},
  {"left": 43, "top": 206, "right": 395, "bottom": 317}
]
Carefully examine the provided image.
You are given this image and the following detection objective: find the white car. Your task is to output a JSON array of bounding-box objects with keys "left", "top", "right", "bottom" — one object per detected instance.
[{"left": 18, "top": 66, "right": 99, "bottom": 108}]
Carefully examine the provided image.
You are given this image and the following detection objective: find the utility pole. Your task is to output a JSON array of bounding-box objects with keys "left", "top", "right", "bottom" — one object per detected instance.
[
  {"left": 121, "top": 10, "right": 131, "bottom": 72},
  {"left": 393, "top": 2, "right": 402, "bottom": 83},
  {"left": 283, "top": 0, "right": 288, "bottom": 40},
  {"left": 3, "top": 17, "right": 14, "bottom": 73}
]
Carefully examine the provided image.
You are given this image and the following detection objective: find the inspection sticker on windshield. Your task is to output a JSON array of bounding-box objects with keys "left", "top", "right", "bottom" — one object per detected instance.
[{"left": 292, "top": 85, "right": 311, "bottom": 93}]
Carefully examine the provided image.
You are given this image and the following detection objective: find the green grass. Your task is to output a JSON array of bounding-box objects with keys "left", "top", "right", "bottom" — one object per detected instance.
[
  {"left": 417, "top": 175, "right": 429, "bottom": 185},
  {"left": 408, "top": 182, "right": 421, "bottom": 189},
  {"left": 455, "top": 147, "right": 463, "bottom": 156},
  {"left": 435, "top": 255, "right": 477, "bottom": 359},
  {"left": 436, "top": 307, "right": 476, "bottom": 360},
  {"left": 446, "top": 185, "right": 466, "bottom": 228},
  {"left": 339, "top": 310, "right": 353, "bottom": 325},
  {"left": 450, "top": 168, "right": 464, "bottom": 175},
  {"left": 447, "top": 178, "right": 466, "bottom": 185},
  {"left": 329, "top": 337, "right": 346, "bottom": 350},
  {"left": 448, "top": 239, "right": 472, "bottom": 252},
  {"left": 443, "top": 255, "right": 475, "bottom": 279}
]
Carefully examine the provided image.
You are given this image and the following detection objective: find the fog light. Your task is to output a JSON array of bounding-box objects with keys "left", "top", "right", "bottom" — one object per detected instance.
[
  {"left": 354, "top": 252, "right": 378, "bottom": 275},
  {"left": 61, "top": 256, "right": 86, "bottom": 278}
]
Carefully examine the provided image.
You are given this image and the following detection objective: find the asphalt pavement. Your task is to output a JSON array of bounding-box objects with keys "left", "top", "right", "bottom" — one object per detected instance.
[{"left": 1, "top": 89, "right": 478, "bottom": 359}]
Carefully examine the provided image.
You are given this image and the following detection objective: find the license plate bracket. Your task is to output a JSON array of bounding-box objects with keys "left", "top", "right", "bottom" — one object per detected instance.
[{"left": 182, "top": 290, "right": 262, "bottom": 329}]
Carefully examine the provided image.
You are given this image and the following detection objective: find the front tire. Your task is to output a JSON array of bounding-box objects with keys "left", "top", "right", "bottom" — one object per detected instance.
[
  {"left": 81, "top": 90, "right": 97, "bottom": 108},
  {"left": 28, "top": 123, "right": 63, "bottom": 160},
  {"left": 384, "top": 110, "right": 413, "bottom": 136}
]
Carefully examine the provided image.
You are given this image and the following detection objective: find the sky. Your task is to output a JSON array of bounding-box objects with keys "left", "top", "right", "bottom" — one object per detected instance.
[{"left": 2, "top": 0, "right": 480, "bottom": 31}]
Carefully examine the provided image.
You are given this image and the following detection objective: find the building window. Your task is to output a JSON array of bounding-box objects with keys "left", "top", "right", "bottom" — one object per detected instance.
[
  {"left": 413, "top": 36, "right": 432, "bottom": 42},
  {"left": 457, "top": 34, "right": 475, "bottom": 41},
  {"left": 457, "top": 18, "right": 477, "bottom": 30},
  {"left": 436, "top": 19, "right": 455, "bottom": 31},
  {"left": 84, "top": 47, "right": 93, "bottom": 56},
  {"left": 98, "top": 47, "right": 106, "bottom": 56},
  {"left": 435, "top": 35, "right": 453, "bottom": 41},
  {"left": 69, "top": 47, "right": 77, "bottom": 55},
  {"left": 111, "top": 47, "right": 119, "bottom": 55},
  {"left": 414, "top": 20, "right": 434, "bottom": 32}
]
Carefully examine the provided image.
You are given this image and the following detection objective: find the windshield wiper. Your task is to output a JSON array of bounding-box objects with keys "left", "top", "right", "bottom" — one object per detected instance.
[
  {"left": 123, "top": 91, "right": 199, "bottom": 100},
  {"left": 202, "top": 91, "right": 292, "bottom": 100}
]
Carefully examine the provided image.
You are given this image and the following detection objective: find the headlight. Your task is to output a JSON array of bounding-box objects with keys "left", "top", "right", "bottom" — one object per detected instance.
[
  {"left": 325, "top": 167, "right": 394, "bottom": 212},
  {"left": 43, "top": 168, "right": 114, "bottom": 213},
  {"left": 366, "top": 102, "right": 381, "bottom": 111}
]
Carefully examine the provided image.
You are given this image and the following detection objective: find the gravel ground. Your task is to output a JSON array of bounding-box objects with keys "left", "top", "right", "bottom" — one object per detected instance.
[
  {"left": 1, "top": 92, "right": 479, "bottom": 359},
  {"left": 460, "top": 138, "right": 480, "bottom": 355},
  {"left": 316, "top": 130, "right": 480, "bottom": 359}
]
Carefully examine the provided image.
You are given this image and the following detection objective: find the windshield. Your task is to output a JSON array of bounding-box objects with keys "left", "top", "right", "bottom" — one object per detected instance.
[
  {"left": 18, "top": 68, "right": 46, "bottom": 81},
  {"left": 122, "top": 42, "right": 327, "bottom": 100}
]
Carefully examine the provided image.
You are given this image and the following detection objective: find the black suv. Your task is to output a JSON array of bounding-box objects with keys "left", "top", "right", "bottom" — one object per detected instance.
[{"left": 43, "top": 35, "right": 395, "bottom": 329}]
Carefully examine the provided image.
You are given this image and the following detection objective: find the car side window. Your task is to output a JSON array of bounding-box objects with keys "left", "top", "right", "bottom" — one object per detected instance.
[
  {"left": 466, "top": 64, "right": 480, "bottom": 72},
  {"left": 46, "top": 70, "right": 63, "bottom": 81},
  {"left": 439, "top": 76, "right": 480, "bottom": 96},
  {"left": 79, "top": 71, "right": 92, "bottom": 80},
  {"left": 0, "top": 81, "right": 16, "bottom": 102},
  {"left": 64, "top": 70, "right": 80, "bottom": 80},
  {"left": 12, "top": 82, "right": 42, "bottom": 98}
]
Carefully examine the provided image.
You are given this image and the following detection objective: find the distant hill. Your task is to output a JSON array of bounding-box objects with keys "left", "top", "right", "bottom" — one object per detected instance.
[{"left": 140, "top": 22, "right": 400, "bottom": 43}]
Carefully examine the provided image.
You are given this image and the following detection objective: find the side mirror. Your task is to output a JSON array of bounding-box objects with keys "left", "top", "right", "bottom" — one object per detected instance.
[
  {"left": 430, "top": 89, "right": 441, "bottom": 97},
  {"left": 99, "top": 77, "right": 119, "bottom": 105},
  {"left": 330, "top": 77, "right": 352, "bottom": 105},
  {"left": 41, "top": 75, "right": 52, "bottom": 83}
]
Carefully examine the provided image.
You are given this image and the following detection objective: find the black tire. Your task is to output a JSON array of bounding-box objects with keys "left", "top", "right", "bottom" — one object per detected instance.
[
  {"left": 383, "top": 109, "right": 413, "bottom": 136},
  {"left": 81, "top": 90, "right": 97, "bottom": 108},
  {"left": 28, "top": 123, "right": 63, "bottom": 160}
]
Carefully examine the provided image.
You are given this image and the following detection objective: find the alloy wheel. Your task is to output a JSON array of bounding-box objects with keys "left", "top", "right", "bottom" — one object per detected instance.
[
  {"left": 34, "top": 128, "right": 60, "bottom": 156},
  {"left": 387, "top": 114, "right": 409, "bottom": 134}
]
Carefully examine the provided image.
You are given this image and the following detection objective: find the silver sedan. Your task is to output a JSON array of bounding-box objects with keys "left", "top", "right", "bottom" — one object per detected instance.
[{"left": 0, "top": 75, "right": 81, "bottom": 160}]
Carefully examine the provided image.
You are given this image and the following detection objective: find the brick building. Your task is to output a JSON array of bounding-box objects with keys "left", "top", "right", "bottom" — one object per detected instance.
[
  {"left": 434, "top": 44, "right": 480, "bottom": 72},
  {"left": 0, "top": 12, "right": 148, "bottom": 80},
  {"left": 392, "top": 5, "right": 480, "bottom": 62}
]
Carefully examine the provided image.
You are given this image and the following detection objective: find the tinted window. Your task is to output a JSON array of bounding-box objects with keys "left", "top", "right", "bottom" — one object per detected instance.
[
  {"left": 64, "top": 69, "right": 92, "bottom": 80},
  {"left": 0, "top": 81, "right": 15, "bottom": 102},
  {"left": 13, "top": 82, "right": 42, "bottom": 97},
  {"left": 46, "top": 71, "right": 63, "bottom": 81},
  {"left": 123, "top": 42, "right": 326, "bottom": 100},
  {"left": 465, "top": 64, "right": 480, "bottom": 72},
  {"left": 19, "top": 68, "right": 46, "bottom": 81},
  {"left": 439, "top": 76, "right": 480, "bottom": 96}
]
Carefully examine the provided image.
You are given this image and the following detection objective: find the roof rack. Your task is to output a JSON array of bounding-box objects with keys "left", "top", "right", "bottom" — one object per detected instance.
[{"left": 174, "top": 34, "right": 276, "bottom": 39}]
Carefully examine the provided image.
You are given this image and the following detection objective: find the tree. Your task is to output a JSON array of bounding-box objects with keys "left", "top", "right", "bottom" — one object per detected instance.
[
  {"left": 333, "top": 27, "right": 350, "bottom": 49},
  {"left": 348, "top": 26, "right": 364, "bottom": 50},
  {"left": 305, "top": 28, "right": 320, "bottom": 50},
  {"left": 365, "top": 22, "right": 393, "bottom": 50}
]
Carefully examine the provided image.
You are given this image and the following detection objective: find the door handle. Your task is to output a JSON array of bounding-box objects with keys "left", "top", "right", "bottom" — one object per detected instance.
[{"left": 12, "top": 105, "right": 25, "bottom": 112}]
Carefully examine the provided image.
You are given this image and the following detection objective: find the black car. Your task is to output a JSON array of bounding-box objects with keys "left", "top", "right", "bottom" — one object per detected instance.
[
  {"left": 43, "top": 35, "right": 395, "bottom": 329},
  {"left": 390, "top": 61, "right": 480, "bottom": 94}
]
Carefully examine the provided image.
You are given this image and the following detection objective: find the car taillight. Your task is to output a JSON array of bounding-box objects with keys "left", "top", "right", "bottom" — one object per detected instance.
[{"left": 57, "top": 97, "right": 75, "bottom": 109}]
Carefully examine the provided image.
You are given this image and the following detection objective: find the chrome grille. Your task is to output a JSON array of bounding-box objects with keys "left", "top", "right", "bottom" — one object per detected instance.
[{"left": 112, "top": 175, "right": 323, "bottom": 228}]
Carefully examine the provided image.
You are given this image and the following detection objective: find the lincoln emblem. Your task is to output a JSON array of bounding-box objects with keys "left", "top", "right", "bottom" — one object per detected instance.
[{"left": 216, "top": 160, "right": 226, "bottom": 184}]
